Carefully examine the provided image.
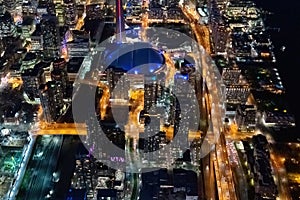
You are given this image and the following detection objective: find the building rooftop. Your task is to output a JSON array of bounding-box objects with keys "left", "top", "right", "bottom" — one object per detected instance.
[
  {"left": 104, "top": 42, "right": 165, "bottom": 75},
  {"left": 23, "top": 52, "right": 37, "bottom": 62},
  {"left": 21, "top": 67, "right": 43, "bottom": 77},
  {"left": 22, "top": 16, "right": 34, "bottom": 26}
]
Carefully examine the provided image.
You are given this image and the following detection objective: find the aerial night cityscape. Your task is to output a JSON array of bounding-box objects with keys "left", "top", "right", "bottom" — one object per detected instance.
[{"left": 0, "top": 0, "right": 299, "bottom": 199}]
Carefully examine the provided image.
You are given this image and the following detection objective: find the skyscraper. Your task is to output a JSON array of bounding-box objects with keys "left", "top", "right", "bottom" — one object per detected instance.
[
  {"left": 86, "top": 4, "right": 102, "bottom": 20},
  {"left": 21, "top": 16, "right": 35, "bottom": 39},
  {"left": 21, "top": 52, "right": 38, "bottom": 71},
  {"left": 144, "top": 81, "right": 157, "bottom": 112},
  {"left": 63, "top": 0, "right": 77, "bottom": 27},
  {"left": 39, "top": 81, "right": 64, "bottom": 122},
  {"left": 55, "top": 2, "right": 65, "bottom": 26},
  {"left": 51, "top": 58, "right": 69, "bottom": 98},
  {"left": 2, "top": 0, "right": 19, "bottom": 14},
  {"left": 40, "top": 15, "right": 60, "bottom": 58},
  {"left": 0, "top": 3, "right": 16, "bottom": 38},
  {"left": 21, "top": 66, "right": 46, "bottom": 101},
  {"left": 37, "top": 0, "right": 56, "bottom": 16},
  {"left": 30, "top": 24, "right": 43, "bottom": 52}
]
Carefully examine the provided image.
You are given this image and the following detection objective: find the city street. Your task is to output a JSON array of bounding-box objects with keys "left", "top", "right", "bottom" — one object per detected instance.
[{"left": 19, "top": 136, "right": 62, "bottom": 200}]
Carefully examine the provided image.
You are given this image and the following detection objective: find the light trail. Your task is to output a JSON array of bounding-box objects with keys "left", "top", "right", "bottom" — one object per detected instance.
[
  {"left": 124, "top": 89, "right": 144, "bottom": 144},
  {"left": 8, "top": 77, "right": 23, "bottom": 90},
  {"left": 98, "top": 82, "right": 110, "bottom": 120},
  {"left": 32, "top": 122, "right": 87, "bottom": 135},
  {"left": 181, "top": 6, "right": 211, "bottom": 54},
  {"left": 163, "top": 53, "right": 177, "bottom": 87},
  {"left": 270, "top": 148, "right": 292, "bottom": 200},
  {"left": 74, "top": 13, "right": 86, "bottom": 30},
  {"left": 140, "top": 1, "right": 149, "bottom": 42},
  {"left": 128, "top": 89, "right": 144, "bottom": 126},
  {"left": 180, "top": 3, "right": 235, "bottom": 200}
]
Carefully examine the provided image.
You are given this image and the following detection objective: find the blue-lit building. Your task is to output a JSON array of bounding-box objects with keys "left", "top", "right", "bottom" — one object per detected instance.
[
  {"left": 104, "top": 42, "right": 165, "bottom": 109},
  {"left": 66, "top": 188, "right": 87, "bottom": 200},
  {"left": 104, "top": 42, "right": 165, "bottom": 75}
]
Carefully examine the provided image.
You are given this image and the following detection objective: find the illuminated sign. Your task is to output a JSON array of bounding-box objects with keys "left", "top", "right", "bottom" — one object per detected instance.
[{"left": 110, "top": 156, "right": 125, "bottom": 162}]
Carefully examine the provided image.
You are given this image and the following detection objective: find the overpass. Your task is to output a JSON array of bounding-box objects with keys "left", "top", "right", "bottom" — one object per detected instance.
[{"left": 30, "top": 122, "right": 87, "bottom": 135}]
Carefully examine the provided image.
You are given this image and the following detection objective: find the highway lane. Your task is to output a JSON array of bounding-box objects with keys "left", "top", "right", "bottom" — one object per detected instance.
[
  {"left": 7, "top": 135, "right": 36, "bottom": 200},
  {"left": 180, "top": 3, "right": 235, "bottom": 200},
  {"left": 217, "top": 133, "right": 238, "bottom": 200},
  {"left": 226, "top": 140, "right": 248, "bottom": 200},
  {"left": 180, "top": 5, "right": 211, "bottom": 54},
  {"left": 202, "top": 153, "right": 216, "bottom": 200},
  {"left": 23, "top": 136, "right": 62, "bottom": 200},
  {"left": 39, "top": 136, "right": 62, "bottom": 199},
  {"left": 53, "top": 136, "right": 80, "bottom": 199},
  {"left": 270, "top": 147, "right": 292, "bottom": 200},
  {"left": 182, "top": 5, "right": 235, "bottom": 199},
  {"left": 124, "top": 138, "right": 141, "bottom": 200}
]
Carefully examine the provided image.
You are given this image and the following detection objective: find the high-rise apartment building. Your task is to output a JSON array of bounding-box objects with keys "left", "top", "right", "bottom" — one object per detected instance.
[
  {"left": 21, "top": 66, "right": 46, "bottom": 101},
  {"left": 40, "top": 15, "right": 60, "bottom": 58},
  {"left": 0, "top": 3, "right": 16, "bottom": 38},
  {"left": 39, "top": 81, "right": 64, "bottom": 122},
  {"left": 63, "top": 0, "right": 77, "bottom": 27},
  {"left": 51, "top": 58, "right": 69, "bottom": 98}
]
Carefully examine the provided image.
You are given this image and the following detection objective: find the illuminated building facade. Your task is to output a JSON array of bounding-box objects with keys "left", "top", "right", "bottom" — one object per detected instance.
[
  {"left": 86, "top": 4, "right": 102, "bottom": 20},
  {"left": 37, "top": 0, "right": 56, "bottom": 16},
  {"left": 21, "top": 16, "right": 36, "bottom": 39},
  {"left": 63, "top": 0, "right": 77, "bottom": 27},
  {"left": 39, "top": 81, "right": 64, "bottom": 122},
  {"left": 51, "top": 58, "right": 69, "bottom": 98},
  {"left": 222, "top": 67, "right": 241, "bottom": 85},
  {"left": 21, "top": 52, "right": 38, "bottom": 71},
  {"left": 107, "top": 68, "right": 126, "bottom": 93},
  {"left": 22, "top": 1, "right": 37, "bottom": 15},
  {"left": 21, "top": 67, "right": 46, "bottom": 101},
  {"left": 0, "top": 3, "right": 16, "bottom": 38},
  {"left": 235, "top": 104, "right": 257, "bottom": 132},
  {"left": 66, "top": 32, "right": 90, "bottom": 58},
  {"left": 2, "top": 0, "right": 20, "bottom": 13},
  {"left": 173, "top": 73, "right": 196, "bottom": 158},
  {"left": 31, "top": 24, "right": 43, "bottom": 52},
  {"left": 144, "top": 81, "right": 157, "bottom": 112},
  {"left": 55, "top": 2, "right": 65, "bottom": 26},
  {"left": 40, "top": 15, "right": 60, "bottom": 58},
  {"left": 225, "top": 84, "right": 250, "bottom": 104}
]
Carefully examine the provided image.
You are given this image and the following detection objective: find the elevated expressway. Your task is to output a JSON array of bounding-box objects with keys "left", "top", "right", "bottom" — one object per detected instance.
[{"left": 180, "top": 3, "right": 238, "bottom": 200}]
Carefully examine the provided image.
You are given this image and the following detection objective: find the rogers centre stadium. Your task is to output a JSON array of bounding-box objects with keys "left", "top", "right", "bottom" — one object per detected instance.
[{"left": 103, "top": 42, "right": 166, "bottom": 75}]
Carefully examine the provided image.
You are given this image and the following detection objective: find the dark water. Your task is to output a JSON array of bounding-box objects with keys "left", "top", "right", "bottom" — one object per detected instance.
[{"left": 254, "top": 0, "right": 300, "bottom": 135}]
